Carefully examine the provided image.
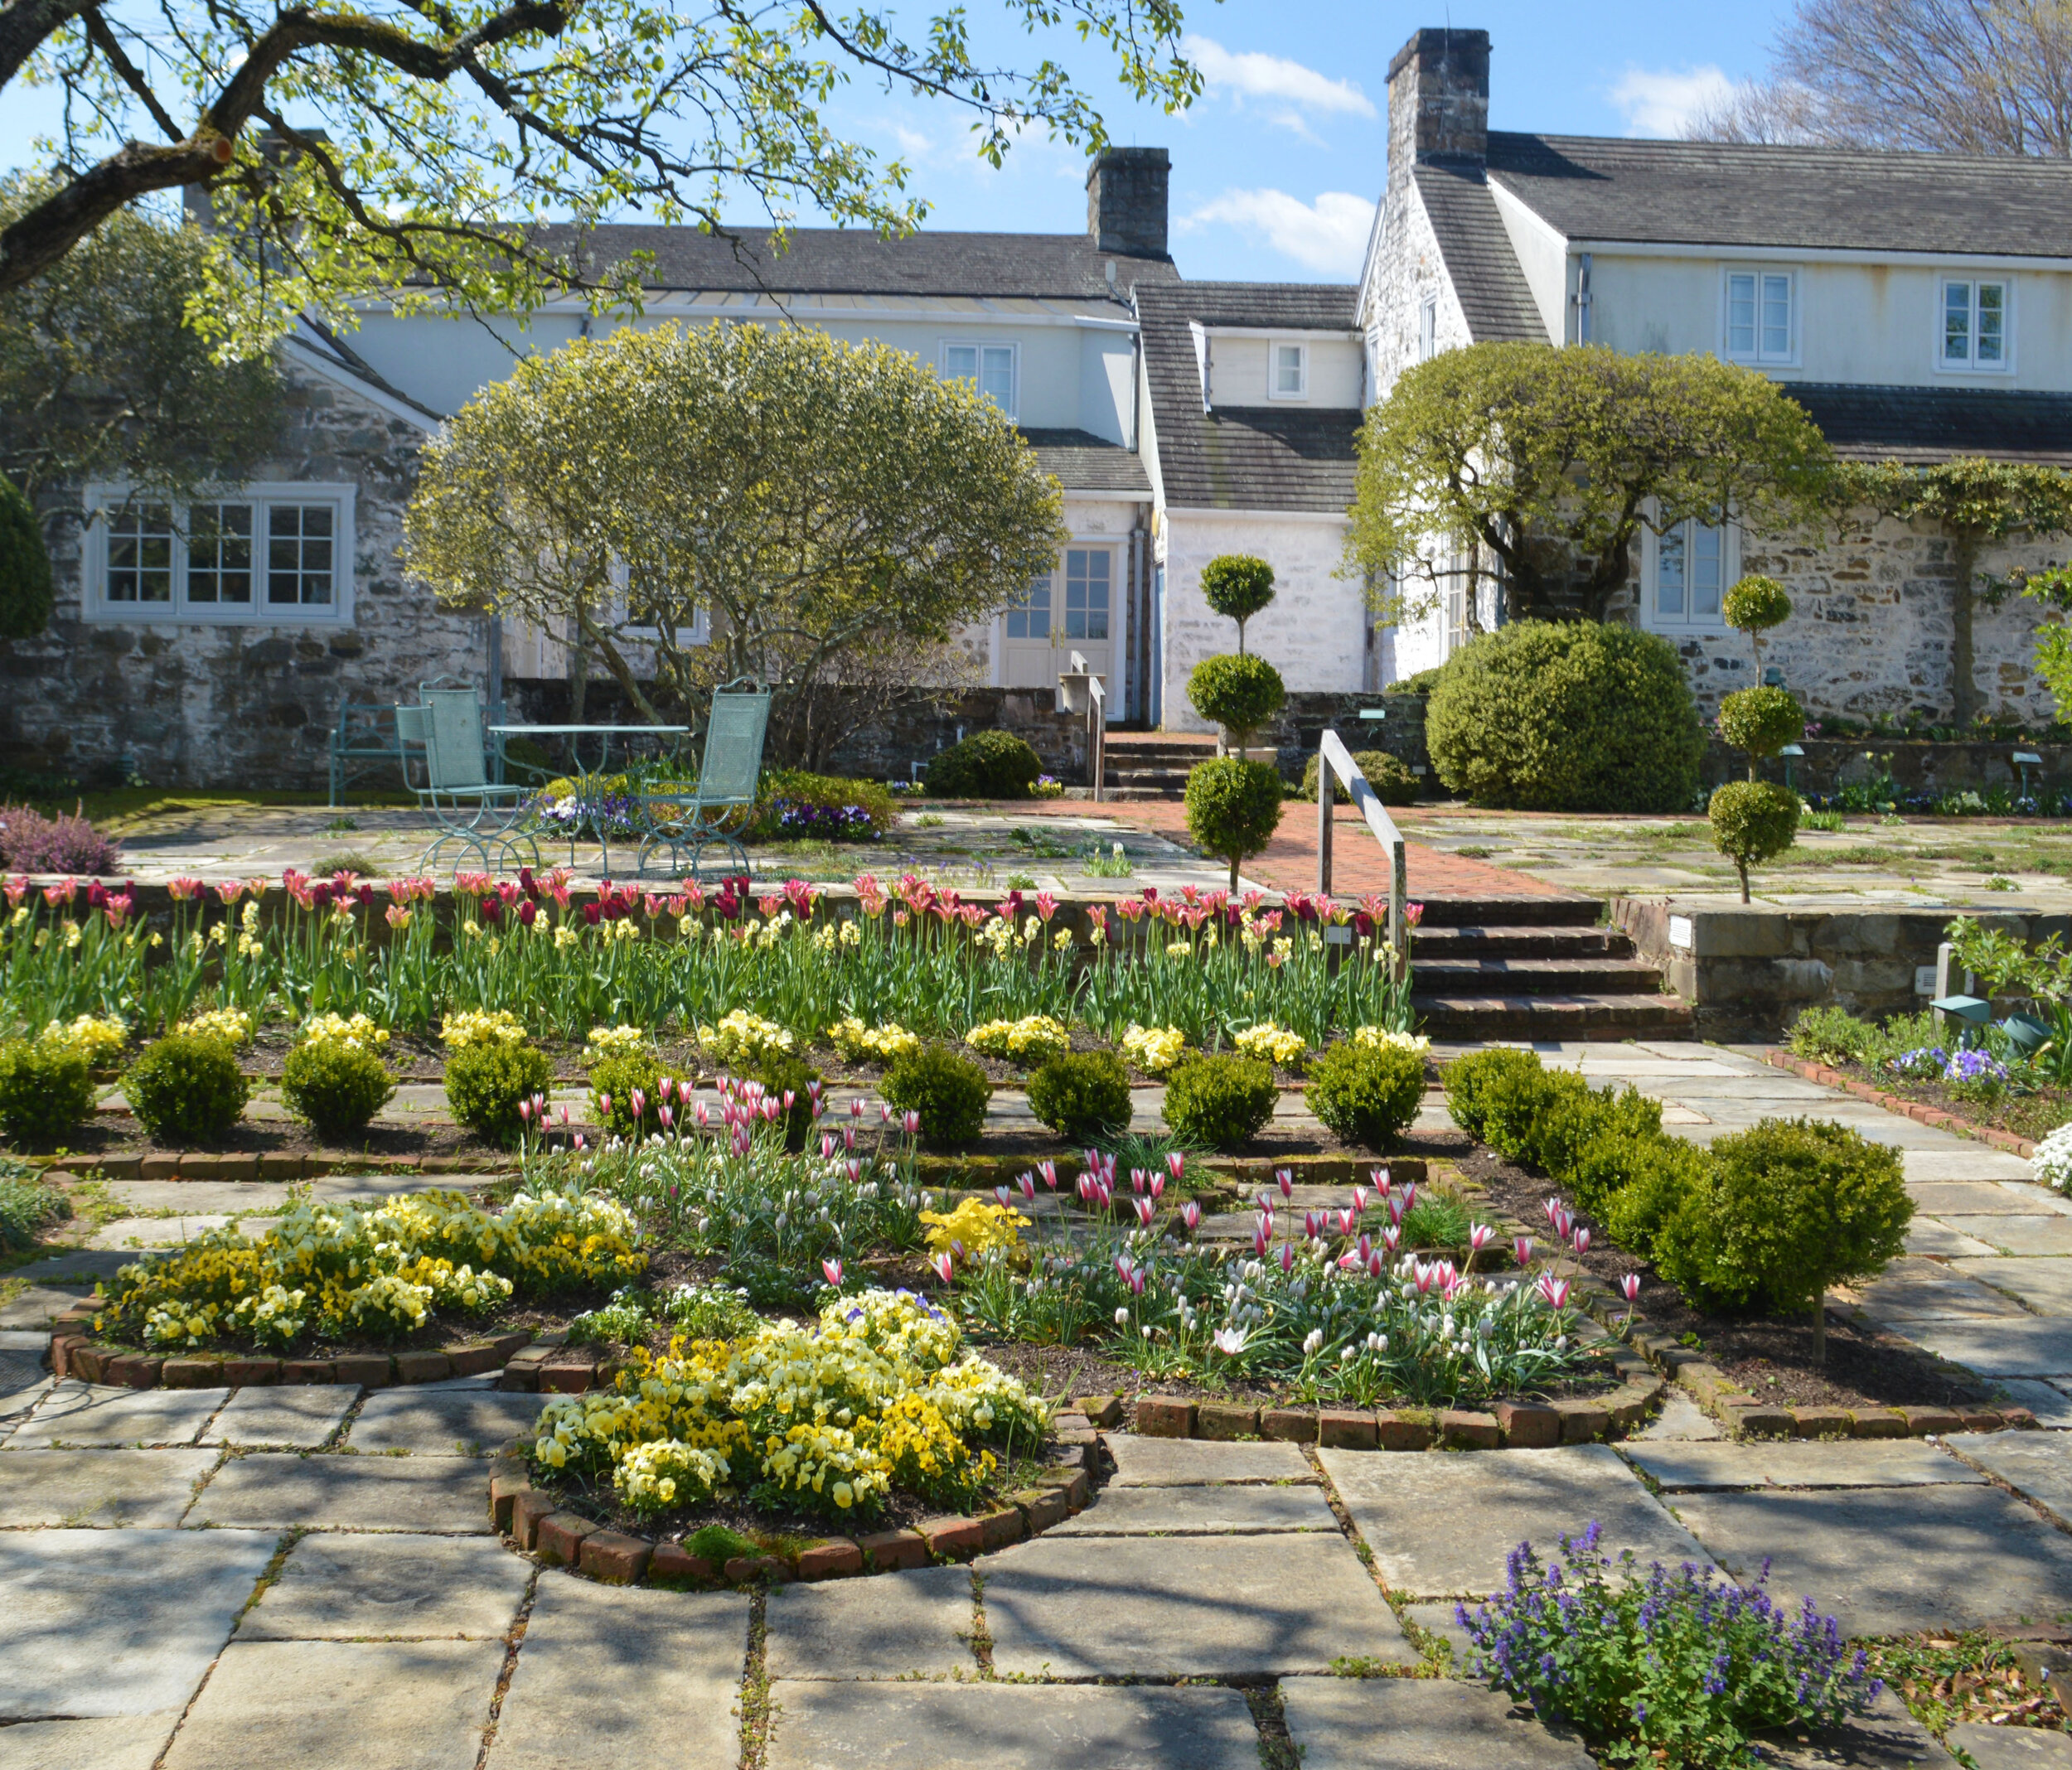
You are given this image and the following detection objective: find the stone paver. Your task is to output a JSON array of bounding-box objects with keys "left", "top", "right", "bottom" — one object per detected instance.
[
  {"left": 1944, "top": 1430, "right": 2072, "bottom": 1526},
  {"left": 162, "top": 1638, "right": 504, "bottom": 1770},
  {"left": 0, "top": 1712, "right": 183, "bottom": 1769},
  {"left": 7, "top": 1381, "right": 225, "bottom": 1448},
  {"left": 1669, "top": 1482, "right": 2072, "bottom": 1635},
  {"left": 0, "top": 1375, "right": 52, "bottom": 1442},
  {"left": 1622, "top": 1438, "right": 1980, "bottom": 1492},
  {"left": 1278, "top": 1676, "right": 1596, "bottom": 1770},
  {"left": 1946, "top": 1724, "right": 2072, "bottom": 1768},
  {"left": 0, "top": 1284, "right": 92, "bottom": 1329},
  {"left": 1636, "top": 1391, "right": 1724, "bottom": 1440},
  {"left": 242, "top": 1533, "right": 532, "bottom": 1640},
  {"left": 98, "top": 1181, "right": 296, "bottom": 1212},
  {"left": 762, "top": 1564, "right": 973, "bottom": 1680},
  {"left": 345, "top": 1388, "right": 543, "bottom": 1458},
  {"left": 980, "top": 1532, "right": 1413, "bottom": 1677},
  {"left": 1939, "top": 1218, "right": 2072, "bottom": 1256},
  {"left": 1955, "top": 1257, "right": 2072, "bottom": 1316},
  {"left": 90, "top": 1215, "right": 280, "bottom": 1250},
  {"left": 763, "top": 1681, "right": 1261, "bottom": 1770},
  {"left": 1405, "top": 1602, "right": 1478, "bottom": 1662},
  {"left": 203, "top": 1385, "right": 358, "bottom": 1448},
  {"left": 1902, "top": 1151, "right": 2038, "bottom": 1182},
  {"left": 1049, "top": 1482, "right": 1339, "bottom": 1534},
  {"left": 1765, "top": 1686, "right": 1958, "bottom": 1770},
  {"left": 1320, "top": 1444, "right": 1706, "bottom": 1597},
  {"left": 1102, "top": 1434, "right": 1313, "bottom": 1486},
  {"left": 1992, "top": 1379, "right": 2072, "bottom": 1428},
  {"left": 190, "top": 1453, "right": 491, "bottom": 1532},
  {"left": 1906, "top": 1220, "right": 2003, "bottom": 1258},
  {"left": 1848, "top": 1259, "right": 2030, "bottom": 1321},
  {"left": 0, "top": 1449, "right": 217, "bottom": 1527},
  {"left": 5, "top": 1250, "right": 135, "bottom": 1284},
  {"left": 1904, "top": 1319, "right": 2072, "bottom": 1376},
  {"left": 0, "top": 1529, "right": 275, "bottom": 1718},
  {"left": 485, "top": 1576, "right": 745, "bottom": 1770},
  {"left": 1909, "top": 1183, "right": 2065, "bottom": 1216}
]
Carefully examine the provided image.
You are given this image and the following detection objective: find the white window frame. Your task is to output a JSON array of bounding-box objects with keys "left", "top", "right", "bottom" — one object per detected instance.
[
  {"left": 939, "top": 339, "right": 1019, "bottom": 420},
  {"left": 81, "top": 481, "right": 357, "bottom": 626},
  {"left": 1721, "top": 267, "right": 1798, "bottom": 367},
  {"left": 1416, "top": 296, "right": 1438, "bottom": 362},
  {"left": 1267, "top": 340, "right": 1310, "bottom": 400},
  {"left": 608, "top": 558, "right": 710, "bottom": 647},
  {"left": 1937, "top": 275, "right": 2015, "bottom": 375},
  {"left": 1640, "top": 515, "right": 1737, "bottom": 636}
]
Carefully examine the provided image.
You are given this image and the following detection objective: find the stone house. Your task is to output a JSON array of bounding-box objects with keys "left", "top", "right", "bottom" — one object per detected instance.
[{"left": 1364, "top": 26, "right": 2072, "bottom": 723}]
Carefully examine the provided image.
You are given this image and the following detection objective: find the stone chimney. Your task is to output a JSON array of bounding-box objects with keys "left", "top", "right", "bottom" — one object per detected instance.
[
  {"left": 1386, "top": 27, "right": 1490, "bottom": 179},
  {"left": 1085, "top": 148, "right": 1170, "bottom": 259}
]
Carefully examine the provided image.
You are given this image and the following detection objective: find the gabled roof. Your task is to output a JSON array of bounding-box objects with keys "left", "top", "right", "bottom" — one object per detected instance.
[
  {"left": 1019, "top": 428, "right": 1151, "bottom": 496},
  {"left": 1411, "top": 162, "right": 1548, "bottom": 344},
  {"left": 1484, "top": 133, "right": 2072, "bottom": 259},
  {"left": 526, "top": 224, "right": 1178, "bottom": 303},
  {"left": 1136, "top": 282, "right": 1361, "bottom": 515},
  {"left": 1786, "top": 382, "right": 2072, "bottom": 466}
]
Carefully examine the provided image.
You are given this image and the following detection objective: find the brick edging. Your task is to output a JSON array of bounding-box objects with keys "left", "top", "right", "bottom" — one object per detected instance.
[{"left": 1763, "top": 1049, "right": 2039, "bottom": 1158}]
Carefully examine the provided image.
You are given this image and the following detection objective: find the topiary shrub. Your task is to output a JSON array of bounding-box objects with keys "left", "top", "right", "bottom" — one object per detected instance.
[
  {"left": 1199, "top": 554, "right": 1276, "bottom": 653},
  {"left": 1027, "top": 1049, "right": 1132, "bottom": 1142},
  {"left": 1187, "top": 653, "right": 1286, "bottom": 756},
  {"left": 1603, "top": 1135, "right": 1716, "bottom": 1258},
  {"left": 1716, "top": 686, "right": 1804, "bottom": 779},
  {"left": 0, "top": 475, "right": 53, "bottom": 641},
  {"left": 1552, "top": 1092, "right": 1671, "bottom": 1216},
  {"left": 0, "top": 1038, "right": 96, "bottom": 1149},
  {"left": 125, "top": 1033, "right": 252, "bottom": 1147},
  {"left": 588, "top": 1050, "right": 664, "bottom": 1140},
  {"left": 1305, "top": 1038, "right": 1426, "bottom": 1150},
  {"left": 926, "top": 730, "right": 1043, "bottom": 800},
  {"left": 1479, "top": 1065, "right": 1592, "bottom": 1165},
  {"left": 444, "top": 1038, "right": 554, "bottom": 1147},
  {"left": 1708, "top": 779, "right": 1799, "bottom": 902},
  {"left": 883, "top": 1043, "right": 991, "bottom": 1149},
  {"left": 280, "top": 1039, "right": 396, "bottom": 1142},
  {"left": 1299, "top": 748, "right": 1421, "bottom": 805},
  {"left": 1440, "top": 1047, "right": 1547, "bottom": 1145},
  {"left": 1425, "top": 620, "right": 1704, "bottom": 812},
  {"left": 1162, "top": 1052, "right": 1277, "bottom": 1151},
  {"left": 753, "top": 1052, "right": 824, "bottom": 1153},
  {"left": 1651, "top": 1117, "right": 1911, "bottom": 1363},
  {"left": 1724, "top": 573, "right": 1793, "bottom": 675},
  {"left": 1184, "top": 757, "right": 1284, "bottom": 892}
]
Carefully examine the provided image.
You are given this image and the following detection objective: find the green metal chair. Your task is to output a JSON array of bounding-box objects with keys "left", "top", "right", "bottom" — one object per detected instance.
[
  {"left": 409, "top": 688, "right": 539, "bottom": 874},
  {"left": 634, "top": 684, "right": 772, "bottom": 880}
]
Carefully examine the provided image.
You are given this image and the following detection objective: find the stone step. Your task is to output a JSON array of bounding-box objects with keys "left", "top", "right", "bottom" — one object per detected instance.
[
  {"left": 1412, "top": 924, "right": 1632, "bottom": 960},
  {"left": 1411, "top": 990, "right": 1697, "bottom": 1039},
  {"left": 1410, "top": 893, "right": 1605, "bottom": 930},
  {"left": 1412, "top": 955, "right": 1669, "bottom": 995}
]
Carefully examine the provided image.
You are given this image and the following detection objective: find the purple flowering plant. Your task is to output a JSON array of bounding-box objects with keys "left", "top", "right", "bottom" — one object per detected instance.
[{"left": 1458, "top": 1523, "right": 1878, "bottom": 1768}]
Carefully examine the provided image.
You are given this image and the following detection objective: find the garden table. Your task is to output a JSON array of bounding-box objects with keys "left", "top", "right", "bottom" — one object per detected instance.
[{"left": 488, "top": 723, "right": 689, "bottom": 873}]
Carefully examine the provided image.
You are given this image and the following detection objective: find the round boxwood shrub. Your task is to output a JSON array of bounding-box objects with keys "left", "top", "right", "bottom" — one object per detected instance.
[
  {"left": 1200, "top": 554, "right": 1276, "bottom": 651},
  {"left": 1548, "top": 1090, "right": 1668, "bottom": 1215},
  {"left": 1184, "top": 757, "right": 1284, "bottom": 892},
  {"left": 588, "top": 1050, "right": 664, "bottom": 1141},
  {"left": 1162, "top": 1052, "right": 1277, "bottom": 1151},
  {"left": 444, "top": 1038, "right": 554, "bottom": 1147},
  {"left": 1604, "top": 1135, "right": 1716, "bottom": 1258},
  {"left": 926, "top": 730, "right": 1043, "bottom": 800},
  {"left": 1708, "top": 779, "right": 1799, "bottom": 902},
  {"left": 1723, "top": 573, "right": 1792, "bottom": 646},
  {"left": 1716, "top": 686, "right": 1803, "bottom": 776},
  {"left": 1027, "top": 1049, "right": 1132, "bottom": 1142},
  {"left": 1651, "top": 1117, "right": 1911, "bottom": 1362},
  {"left": 1298, "top": 748, "right": 1421, "bottom": 805},
  {"left": 280, "top": 1039, "right": 396, "bottom": 1142},
  {"left": 1186, "top": 653, "right": 1286, "bottom": 753},
  {"left": 0, "top": 1037, "right": 96, "bottom": 1149},
  {"left": 883, "top": 1043, "right": 992, "bottom": 1149},
  {"left": 125, "top": 1033, "right": 252, "bottom": 1147},
  {"left": 1440, "top": 1047, "right": 1547, "bottom": 1145},
  {"left": 1424, "top": 620, "right": 1704, "bottom": 812},
  {"left": 0, "top": 475, "right": 53, "bottom": 641},
  {"left": 1305, "top": 1039, "right": 1426, "bottom": 1150},
  {"left": 753, "top": 1052, "right": 825, "bottom": 1153}
]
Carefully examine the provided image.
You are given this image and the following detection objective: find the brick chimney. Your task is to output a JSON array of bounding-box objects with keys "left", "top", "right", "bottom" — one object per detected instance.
[
  {"left": 1386, "top": 27, "right": 1490, "bottom": 180},
  {"left": 1085, "top": 148, "right": 1170, "bottom": 259}
]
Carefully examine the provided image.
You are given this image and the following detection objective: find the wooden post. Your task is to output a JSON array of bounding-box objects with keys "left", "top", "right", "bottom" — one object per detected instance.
[{"left": 1317, "top": 728, "right": 1334, "bottom": 895}]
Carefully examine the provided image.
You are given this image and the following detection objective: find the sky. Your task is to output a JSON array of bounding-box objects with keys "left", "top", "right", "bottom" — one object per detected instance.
[{"left": 0, "top": 0, "right": 1796, "bottom": 284}]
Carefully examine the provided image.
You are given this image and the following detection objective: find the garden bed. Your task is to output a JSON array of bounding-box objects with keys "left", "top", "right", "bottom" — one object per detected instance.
[{"left": 1766, "top": 1049, "right": 2054, "bottom": 1153}]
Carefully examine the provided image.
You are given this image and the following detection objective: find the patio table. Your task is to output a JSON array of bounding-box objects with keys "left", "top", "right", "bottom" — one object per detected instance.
[{"left": 488, "top": 723, "right": 690, "bottom": 873}]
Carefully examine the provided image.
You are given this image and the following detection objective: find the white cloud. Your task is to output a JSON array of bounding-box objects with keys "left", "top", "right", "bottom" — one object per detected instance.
[
  {"left": 1609, "top": 65, "right": 1735, "bottom": 138},
  {"left": 1187, "top": 35, "right": 1377, "bottom": 122},
  {"left": 1179, "top": 188, "right": 1377, "bottom": 277}
]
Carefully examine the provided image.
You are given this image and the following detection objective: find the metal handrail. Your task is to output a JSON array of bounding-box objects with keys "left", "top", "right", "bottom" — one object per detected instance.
[
  {"left": 1069, "top": 649, "right": 1106, "bottom": 805},
  {"left": 1316, "top": 728, "right": 1408, "bottom": 979}
]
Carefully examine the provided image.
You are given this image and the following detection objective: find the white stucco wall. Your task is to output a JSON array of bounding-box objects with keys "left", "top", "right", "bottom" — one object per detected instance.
[{"left": 1203, "top": 335, "right": 1365, "bottom": 408}]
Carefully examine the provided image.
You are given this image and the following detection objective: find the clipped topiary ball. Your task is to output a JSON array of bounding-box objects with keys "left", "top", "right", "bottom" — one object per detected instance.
[
  {"left": 1199, "top": 554, "right": 1276, "bottom": 650},
  {"left": 443, "top": 1038, "right": 554, "bottom": 1147},
  {"left": 1305, "top": 1039, "right": 1426, "bottom": 1151},
  {"left": 1186, "top": 653, "right": 1286, "bottom": 752},
  {"left": 1722, "top": 574, "right": 1792, "bottom": 636},
  {"left": 280, "top": 1039, "right": 396, "bottom": 1142},
  {"left": 883, "top": 1042, "right": 991, "bottom": 1149},
  {"left": 1708, "top": 779, "right": 1799, "bottom": 902},
  {"left": 1184, "top": 756, "right": 1285, "bottom": 891},
  {"left": 125, "top": 1033, "right": 252, "bottom": 1147},
  {"left": 1299, "top": 748, "right": 1421, "bottom": 805},
  {"left": 1027, "top": 1049, "right": 1132, "bottom": 1143},
  {"left": 1425, "top": 619, "right": 1704, "bottom": 812},
  {"left": 0, "top": 1037, "right": 95, "bottom": 1149},
  {"left": 1716, "top": 685, "right": 1804, "bottom": 773},
  {"left": 926, "top": 730, "right": 1043, "bottom": 800},
  {"left": 1163, "top": 1053, "right": 1277, "bottom": 1152},
  {"left": 587, "top": 1050, "right": 664, "bottom": 1140},
  {"left": 0, "top": 476, "right": 52, "bottom": 641}
]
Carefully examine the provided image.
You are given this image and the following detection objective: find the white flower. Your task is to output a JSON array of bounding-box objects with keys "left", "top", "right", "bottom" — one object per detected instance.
[
  {"left": 1213, "top": 1326, "right": 1249, "bottom": 1357},
  {"left": 1301, "top": 1328, "right": 1324, "bottom": 1357},
  {"left": 2033, "top": 1122, "right": 2072, "bottom": 1194}
]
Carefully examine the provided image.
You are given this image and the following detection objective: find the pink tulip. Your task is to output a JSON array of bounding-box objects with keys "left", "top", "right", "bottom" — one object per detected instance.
[
  {"left": 1411, "top": 1260, "right": 1436, "bottom": 1295},
  {"left": 1133, "top": 1197, "right": 1155, "bottom": 1226},
  {"left": 572, "top": 1133, "right": 586, "bottom": 1151},
  {"left": 1019, "top": 1173, "right": 1037, "bottom": 1202},
  {"left": 1537, "top": 1272, "right": 1573, "bottom": 1310},
  {"left": 1280, "top": 1241, "right": 1295, "bottom": 1274},
  {"left": 1513, "top": 1236, "right": 1533, "bottom": 1269},
  {"left": 1399, "top": 1182, "right": 1417, "bottom": 1216},
  {"left": 1469, "top": 1223, "right": 1494, "bottom": 1252},
  {"left": 931, "top": 1251, "right": 956, "bottom": 1284},
  {"left": 630, "top": 1088, "right": 646, "bottom": 1120},
  {"left": 1352, "top": 1185, "right": 1369, "bottom": 1214},
  {"left": 1382, "top": 1225, "right": 1401, "bottom": 1254},
  {"left": 995, "top": 1185, "right": 1013, "bottom": 1208},
  {"left": 658, "top": 1076, "right": 675, "bottom": 1103},
  {"left": 1619, "top": 1273, "right": 1642, "bottom": 1303},
  {"left": 1251, "top": 1223, "right": 1271, "bottom": 1257},
  {"left": 1149, "top": 1173, "right": 1165, "bottom": 1200},
  {"left": 852, "top": 1099, "right": 866, "bottom": 1120},
  {"left": 903, "top": 1110, "right": 922, "bottom": 1136},
  {"left": 844, "top": 1125, "right": 857, "bottom": 1151},
  {"left": 657, "top": 1104, "right": 674, "bottom": 1129},
  {"left": 1181, "top": 1200, "right": 1202, "bottom": 1231},
  {"left": 1305, "top": 1211, "right": 1322, "bottom": 1240},
  {"left": 822, "top": 1134, "right": 838, "bottom": 1159},
  {"left": 1372, "top": 1164, "right": 1392, "bottom": 1196},
  {"left": 823, "top": 1258, "right": 844, "bottom": 1288},
  {"left": 1131, "top": 1168, "right": 1147, "bottom": 1195},
  {"left": 1276, "top": 1168, "right": 1294, "bottom": 1201},
  {"left": 1039, "top": 1160, "right": 1059, "bottom": 1190},
  {"left": 696, "top": 1102, "right": 711, "bottom": 1129},
  {"left": 517, "top": 1100, "right": 532, "bottom": 1123},
  {"left": 1167, "top": 1153, "right": 1185, "bottom": 1183},
  {"left": 1572, "top": 1226, "right": 1591, "bottom": 1256}
]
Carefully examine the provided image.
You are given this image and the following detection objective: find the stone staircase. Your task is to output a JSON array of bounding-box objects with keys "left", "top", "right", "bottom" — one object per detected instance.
[
  {"left": 1100, "top": 731, "right": 1219, "bottom": 800},
  {"left": 1409, "top": 894, "right": 1694, "bottom": 1041}
]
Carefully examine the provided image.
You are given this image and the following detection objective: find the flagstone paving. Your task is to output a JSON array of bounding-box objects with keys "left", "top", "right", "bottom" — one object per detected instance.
[
  {"left": 202, "top": 1384, "right": 356, "bottom": 1448},
  {"left": 342, "top": 1387, "right": 545, "bottom": 1458},
  {"left": 5, "top": 1381, "right": 224, "bottom": 1448},
  {"left": 187, "top": 1451, "right": 495, "bottom": 1532},
  {"left": 1944, "top": 1430, "right": 2072, "bottom": 1527},
  {"left": 240, "top": 1534, "right": 531, "bottom": 1640},
  {"left": 1278, "top": 1676, "right": 1599, "bottom": 1770},
  {"left": 0, "top": 1448, "right": 218, "bottom": 1527},
  {"left": 1622, "top": 1437, "right": 1986, "bottom": 1492},
  {"left": 762, "top": 1564, "right": 975, "bottom": 1681},
  {"left": 1045, "top": 1480, "right": 1340, "bottom": 1534},
  {"left": 1101, "top": 1433, "right": 1311, "bottom": 1486}
]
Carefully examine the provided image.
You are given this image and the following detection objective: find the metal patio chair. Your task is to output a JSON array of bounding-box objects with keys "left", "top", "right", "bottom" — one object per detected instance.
[
  {"left": 632, "top": 684, "right": 772, "bottom": 880},
  {"left": 409, "top": 688, "right": 540, "bottom": 874}
]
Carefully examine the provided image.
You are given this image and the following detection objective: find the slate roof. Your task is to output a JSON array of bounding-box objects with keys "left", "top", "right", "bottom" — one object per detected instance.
[
  {"left": 1784, "top": 382, "right": 2072, "bottom": 465},
  {"left": 1019, "top": 429, "right": 1152, "bottom": 495},
  {"left": 1135, "top": 283, "right": 1362, "bottom": 515},
  {"left": 1411, "top": 163, "right": 1548, "bottom": 344},
  {"left": 1484, "top": 133, "right": 2072, "bottom": 258},
  {"left": 526, "top": 224, "right": 1178, "bottom": 302}
]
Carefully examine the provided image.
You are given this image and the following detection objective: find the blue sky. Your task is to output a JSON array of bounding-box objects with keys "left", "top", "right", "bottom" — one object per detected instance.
[{"left": 1, "top": 1, "right": 1794, "bottom": 283}]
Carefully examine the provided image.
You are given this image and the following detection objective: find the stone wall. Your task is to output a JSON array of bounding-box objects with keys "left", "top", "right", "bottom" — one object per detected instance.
[{"left": 0, "top": 363, "right": 477, "bottom": 792}]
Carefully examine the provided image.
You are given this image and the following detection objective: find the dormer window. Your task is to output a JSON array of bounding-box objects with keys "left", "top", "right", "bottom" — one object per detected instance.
[
  {"left": 942, "top": 341, "right": 1018, "bottom": 418},
  {"left": 1940, "top": 278, "right": 2010, "bottom": 371},
  {"left": 1723, "top": 268, "right": 1795, "bottom": 365},
  {"left": 1271, "top": 341, "right": 1309, "bottom": 399}
]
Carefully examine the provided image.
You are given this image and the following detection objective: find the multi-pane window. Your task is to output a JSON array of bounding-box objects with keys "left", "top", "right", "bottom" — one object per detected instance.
[
  {"left": 1941, "top": 279, "right": 2008, "bottom": 368},
  {"left": 1005, "top": 574, "right": 1051, "bottom": 640},
  {"left": 1726, "top": 269, "right": 1794, "bottom": 363},
  {"left": 944, "top": 342, "right": 1017, "bottom": 416},
  {"left": 1653, "top": 520, "right": 1727, "bottom": 630},
  {"left": 1063, "top": 549, "right": 1111, "bottom": 641},
  {"left": 88, "top": 486, "right": 351, "bottom": 621},
  {"left": 1272, "top": 342, "right": 1307, "bottom": 397}
]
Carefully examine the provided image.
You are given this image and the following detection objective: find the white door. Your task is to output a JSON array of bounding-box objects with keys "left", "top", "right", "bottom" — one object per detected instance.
[{"left": 998, "top": 547, "right": 1116, "bottom": 689}]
